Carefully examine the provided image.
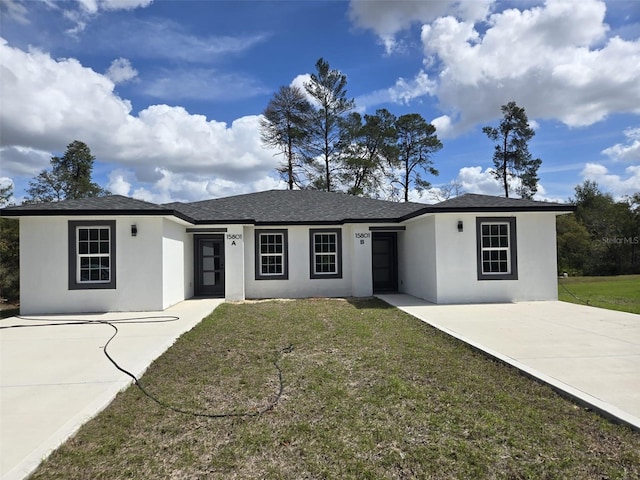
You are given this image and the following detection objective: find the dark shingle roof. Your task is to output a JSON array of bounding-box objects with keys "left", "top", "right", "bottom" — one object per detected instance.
[
  {"left": 1, "top": 191, "right": 574, "bottom": 223},
  {"left": 0, "top": 195, "right": 179, "bottom": 217},
  {"left": 166, "top": 190, "right": 426, "bottom": 224},
  {"left": 425, "top": 193, "right": 575, "bottom": 214}
]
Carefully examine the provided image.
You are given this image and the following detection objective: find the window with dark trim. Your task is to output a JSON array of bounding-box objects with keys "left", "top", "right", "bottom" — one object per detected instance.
[
  {"left": 476, "top": 217, "right": 518, "bottom": 281},
  {"left": 255, "top": 229, "right": 288, "bottom": 280},
  {"left": 309, "top": 228, "right": 342, "bottom": 279},
  {"left": 68, "top": 220, "right": 116, "bottom": 290}
]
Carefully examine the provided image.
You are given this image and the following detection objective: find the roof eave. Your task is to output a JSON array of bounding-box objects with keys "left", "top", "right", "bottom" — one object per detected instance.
[
  {"left": 0, "top": 208, "right": 197, "bottom": 224},
  {"left": 191, "top": 217, "right": 406, "bottom": 226},
  {"left": 399, "top": 204, "right": 576, "bottom": 221}
]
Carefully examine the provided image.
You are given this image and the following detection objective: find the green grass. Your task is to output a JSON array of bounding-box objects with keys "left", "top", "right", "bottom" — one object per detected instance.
[
  {"left": 559, "top": 275, "right": 640, "bottom": 314},
  {"left": 30, "top": 298, "right": 639, "bottom": 479}
]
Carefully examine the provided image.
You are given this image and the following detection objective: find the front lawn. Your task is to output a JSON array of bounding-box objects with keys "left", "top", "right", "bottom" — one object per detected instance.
[
  {"left": 31, "top": 298, "right": 639, "bottom": 479},
  {"left": 558, "top": 274, "right": 640, "bottom": 314}
]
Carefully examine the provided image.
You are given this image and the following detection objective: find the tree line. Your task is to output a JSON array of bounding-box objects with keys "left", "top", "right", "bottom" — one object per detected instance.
[
  {"left": 260, "top": 58, "right": 542, "bottom": 201},
  {"left": 557, "top": 181, "right": 640, "bottom": 276}
]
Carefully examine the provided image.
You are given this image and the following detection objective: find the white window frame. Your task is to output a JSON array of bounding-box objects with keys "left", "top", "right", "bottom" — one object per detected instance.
[
  {"left": 255, "top": 229, "right": 288, "bottom": 280},
  {"left": 77, "top": 226, "right": 112, "bottom": 283},
  {"left": 309, "top": 229, "right": 342, "bottom": 279},
  {"left": 68, "top": 220, "right": 116, "bottom": 290},
  {"left": 476, "top": 217, "right": 518, "bottom": 281}
]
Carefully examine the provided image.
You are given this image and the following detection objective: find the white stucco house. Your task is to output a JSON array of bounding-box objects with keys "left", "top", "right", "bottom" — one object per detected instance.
[{"left": 0, "top": 190, "right": 574, "bottom": 314}]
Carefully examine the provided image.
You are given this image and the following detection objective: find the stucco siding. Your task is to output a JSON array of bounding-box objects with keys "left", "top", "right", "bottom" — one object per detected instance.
[
  {"left": 433, "top": 212, "right": 559, "bottom": 304},
  {"left": 161, "top": 218, "right": 187, "bottom": 309},
  {"left": 245, "top": 225, "right": 355, "bottom": 299},
  {"left": 398, "top": 217, "right": 436, "bottom": 302},
  {"left": 225, "top": 226, "right": 246, "bottom": 301},
  {"left": 351, "top": 226, "right": 373, "bottom": 297},
  {"left": 20, "top": 216, "right": 164, "bottom": 314}
]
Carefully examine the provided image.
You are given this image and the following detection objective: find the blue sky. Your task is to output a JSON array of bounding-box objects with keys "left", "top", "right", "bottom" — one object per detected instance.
[{"left": 0, "top": 0, "right": 639, "bottom": 204}]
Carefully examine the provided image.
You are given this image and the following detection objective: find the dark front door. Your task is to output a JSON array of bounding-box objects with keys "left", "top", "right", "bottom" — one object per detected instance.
[
  {"left": 195, "top": 236, "right": 225, "bottom": 297},
  {"left": 372, "top": 232, "right": 398, "bottom": 293}
]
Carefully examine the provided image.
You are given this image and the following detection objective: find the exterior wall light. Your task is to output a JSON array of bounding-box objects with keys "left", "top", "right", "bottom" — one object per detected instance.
[
  {"left": 457, "top": 220, "right": 463, "bottom": 232},
  {"left": 131, "top": 225, "right": 138, "bottom": 237}
]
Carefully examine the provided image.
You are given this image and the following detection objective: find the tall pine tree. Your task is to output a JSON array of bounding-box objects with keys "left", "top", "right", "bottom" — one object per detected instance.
[
  {"left": 27, "top": 140, "right": 109, "bottom": 203},
  {"left": 260, "top": 86, "right": 313, "bottom": 189},
  {"left": 304, "top": 58, "right": 355, "bottom": 192},
  {"left": 482, "top": 101, "right": 541, "bottom": 198}
]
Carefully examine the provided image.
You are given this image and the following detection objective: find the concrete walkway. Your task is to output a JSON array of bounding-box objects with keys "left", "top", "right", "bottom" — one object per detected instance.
[
  {"left": 378, "top": 295, "right": 640, "bottom": 431},
  {"left": 0, "top": 298, "right": 223, "bottom": 480}
]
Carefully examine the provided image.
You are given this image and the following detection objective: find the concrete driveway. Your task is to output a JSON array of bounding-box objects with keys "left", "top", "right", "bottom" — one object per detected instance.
[
  {"left": 378, "top": 295, "right": 640, "bottom": 431},
  {"left": 0, "top": 298, "right": 223, "bottom": 480}
]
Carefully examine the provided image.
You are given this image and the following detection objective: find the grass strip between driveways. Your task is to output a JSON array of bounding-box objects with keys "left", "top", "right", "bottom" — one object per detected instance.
[
  {"left": 30, "top": 298, "right": 639, "bottom": 480},
  {"left": 559, "top": 274, "right": 640, "bottom": 315}
]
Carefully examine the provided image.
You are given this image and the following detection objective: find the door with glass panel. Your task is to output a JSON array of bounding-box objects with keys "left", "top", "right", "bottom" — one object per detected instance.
[
  {"left": 195, "top": 236, "right": 225, "bottom": 297},
  {"left": 372, "top": 232, "right": 398, "bottom": 293}
]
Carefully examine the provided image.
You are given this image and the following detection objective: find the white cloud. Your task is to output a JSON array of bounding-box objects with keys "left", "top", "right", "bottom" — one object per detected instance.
[
  {"left": 455, "top": 166, "right": 504, "bottom": 196},
  {"left": 446, "top": 165, "right": 559, "bottom": 201},
  {"left": 92, "top": 0, "right": 153, "bottom": 12},
  {"left": 98, "top": 18, "right": 268, "bottom": 63},
  {"left": 0, "top": 0, "right": 29, "bottom": 24},
  {"left": 388, "top": 69, "right": 436, "bottom": 104},
  {"left": 0, "top": 145, "right": 51, "bottom": 176},
  {"left": 143, "top": 68, "right": 268, "bottom": 101},
  {"left": 348, "top": 0, "right": 493, "bottom": 54},
  {"left": 581, "top": 163, "right": 640, "bottom": 199},
  {"left": 290, "top": 74, "right": 311, "bottom": 93},
  {"left": 126, "top": 168, "right": 285, "bottom": 204},
  {"left": 430, "top": 115, "right": 454, "bottom": 138},
  {"left": 356, "top": 69, "right": 437, "bottom": 110},
  {"left": 602, "top": 127, "right": 640, "bottom": 162},
  {"left": 64, "top": 0, "right": 153, "bottom": 34},
  {"left": 450, "top": 165, "right": 556, "bottom": 200},
  {"left": 418, "top": 0, "right": 640, "bottom": 132},
  {"left": 0, "top": 39, "right": 282, "bottom": 202},
  {"left": 106, "top": 169, "right": 133, "bottom": 196},
  {"left": 105, "top": 58, "right": 138, "bottom": 84}
]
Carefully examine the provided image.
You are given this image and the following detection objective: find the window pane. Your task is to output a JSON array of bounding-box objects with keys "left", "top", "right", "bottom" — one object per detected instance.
[
  {"left": 482, "top": 225, "right": 489, "bottom": 235},
  {"left": 262, "top": 255, "right": 283, "bottom": 275},
  {"left": 203, "top": 257, "right": 214, "bottom": 270},
  {"left": 490, "top": 225, "right": 499, "bottom": 235},
  {"left": 76, "top": 225, "right": 113, "bottom": 284},
  {"left": 499, "top": 224, "right": 507, "bottom": 236},
  {"left": 203, "top": 272, "right": 216, "bottom": 286},
  {"left": 316, "top": 254, "right": 336, "bottom": 273}
]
